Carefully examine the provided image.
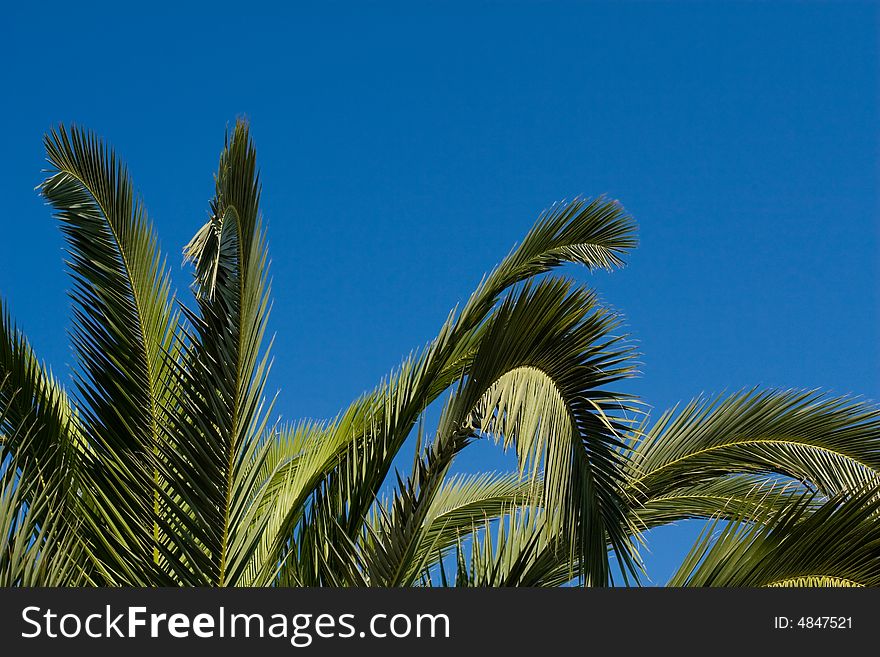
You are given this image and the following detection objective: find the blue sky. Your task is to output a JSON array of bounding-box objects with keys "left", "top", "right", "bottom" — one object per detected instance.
[{"left": 2, "top": 1, "right": 877, "bottom": 584}]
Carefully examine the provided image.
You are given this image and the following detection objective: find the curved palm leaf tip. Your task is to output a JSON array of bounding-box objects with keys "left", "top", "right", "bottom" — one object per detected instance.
[
  {"left": 0, "top": 119, "right": 877, "bottom": 586},
  {"left": 290, "top": 199, "right": 643, "bottom": 586}
]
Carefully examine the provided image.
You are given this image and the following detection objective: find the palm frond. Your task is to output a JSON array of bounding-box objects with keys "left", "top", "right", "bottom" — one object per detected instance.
[
  {"left": 362, "top": 278, "right": 641, "bottom": 586},
  {"left": 238, "top": 420, "right": 360, "bottom": 586},
  {"left": 455, "top": 197, "right": 636, "bottom": 335},
  {"left": 40, "top": 125, "right": 179, "bottom": 584},
  {"left": 0, "top": 299, "right": 78, "bottom": 503},
  {"left": 292, "top": 342, "right": 461, "bottom": 585},
  {"left": 632, "top": 474, "right": 813, "bottom": 532},
  {"left": 451, "top": 509, "right": 579, "bottom": 587},
  {"left": 417, "top": 472, "right": 539, "bottom": 560},
  {"left": 162, "top": 119, "right": 276, "bottom": 585},
  {"left": 668, "top": 482, "right": 880, "bottom": 587},
  {"left": 367, "top": 472, "right": 542, "bottom": 586},
  {"left": 628, "top": 390, "right": 880, "bottom": 507},
  {"left": 291, "top": 198, "right": 637, "bottom": 585},
  {"left": 0, "top": 392, "right": 87, "bottom": 586},
  {"left": 452, "top": 279, "right": 641, "bottom": 585}
]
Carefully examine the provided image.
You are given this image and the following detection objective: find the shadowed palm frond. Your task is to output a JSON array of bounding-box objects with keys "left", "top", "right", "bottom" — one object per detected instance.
[
  {"left": 160, "top": 120, "right": 278, "bottom": 586},
  {"left": 668, "top": 482, "right": 880, "bottom": 587},
  {"left": 0, "top": 390, "right": 87, "bottom": 586}
]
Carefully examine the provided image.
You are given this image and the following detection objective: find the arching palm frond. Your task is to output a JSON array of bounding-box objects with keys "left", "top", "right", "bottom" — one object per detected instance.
[
  {"left": 454, "top": 196, "right": 637, "bottom": 336},
  {"left": 40, "top": 126, "right": 180, "bottom": 585},
  {"left": 632, "top": 474, "right": 813, "bottom": 532},
  {"left": 627, "top": 389, "right": 880, "bottom": 509},
  {"left": 668, "top": 483, "right": 880, "bottom": 587},
  {"left": 291, "top": 196, "right": 638, "bottom": 586},
  {"left": 362, "top": 278, "right": 641, "bottom": 586},
  {"left": 0, "top": 301, "right": 78, "bottom": 509}
]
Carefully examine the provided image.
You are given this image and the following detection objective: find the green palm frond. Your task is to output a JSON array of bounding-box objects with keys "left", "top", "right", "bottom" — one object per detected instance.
[
  {"left": 239, "top": 420, "right": 361, "bottom": 586},
  {"left": 0, "top": 468, "right": 87, "bottom": 587},
  {"left": 416, "top": 472, "right": 540, "bottom": 563},
  {"left": 361, "top": 278, "right": 641, "bottom": 586},
  {"left": 465, "top": 281, "right": 642, "bottom": 585},
  {"left": 455, "top": 196, "right": 636, "bottom": 335},
  {"left": 0, "top": 300, "right": 78, "bottom": 503},
  {"left": 39, "top": 125, "right": 180, "bottom": 584},
  {"left": 449, "top": 509, "right": 579, "bottom": 587},
  {"left": 368, "top": 472, "right": 542, "bottom": 586},
  {"left": 449, "top": 279, "right": 641, "bottom": 585},
  {"left": 359, "top": 414, "right": 474, "bottom": 586},
  {"left": 161, "top": 120, "right": 277, "bottom": 585},
  {"left": 4, "top": 120, "right": 878, "bottom": 589},
  {"left": 668, "top": 482, "right": 880, "bottom": 587},
  {"left": 632, "top": 474, "right": 813, "bottom": 532},
  {"left": 0, "top": 389, "right": 86, "bottom": 586},
  {"left": 292, "top": 339, "right": 469, "bottom": 585},
  {"left": 628, "top": 389, "right": 880, "bottom": 505}
]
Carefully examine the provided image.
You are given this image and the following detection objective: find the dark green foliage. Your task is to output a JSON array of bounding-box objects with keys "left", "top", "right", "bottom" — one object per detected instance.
[{"left": 1, "top": 121, "right": 877, "bottom": 587}]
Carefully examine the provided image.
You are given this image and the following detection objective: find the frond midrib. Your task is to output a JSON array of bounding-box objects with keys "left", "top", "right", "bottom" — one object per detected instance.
[
  {"left": 217, "top": 206, "right": 251, "bottom": 587},
  {"left": 628, "top": 438, "right": 877, "bottom": 490},
  {"left": 53, "top": 163, "right": 166, "bottom": 563}
]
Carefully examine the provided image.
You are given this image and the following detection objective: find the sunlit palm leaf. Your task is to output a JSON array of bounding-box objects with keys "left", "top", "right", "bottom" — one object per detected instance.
[
  {"left": 410, "top": 472, "right": 540, "bottom": 578},
  {"left": 40, "top": 125, "right": 179, "bottom": 584},
  {"left": 628, "top": 390, "right": 880, "bottom": 507},
  {"left": 451, "top": 509, "right": 577, "bottom": 587},
  {"left": 0, "top": 301, "right": 78, "bottom": 506},
  {"left": 632, "top": 474, "right": 813, "bottom": 532}
]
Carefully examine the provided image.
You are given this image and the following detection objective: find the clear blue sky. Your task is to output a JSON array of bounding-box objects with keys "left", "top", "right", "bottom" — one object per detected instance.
[{"left": 2, "top": 1, "right": 877, "bottom": 584}]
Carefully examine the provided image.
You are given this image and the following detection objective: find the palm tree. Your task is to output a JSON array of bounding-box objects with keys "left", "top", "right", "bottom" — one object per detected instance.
[{"left": 2, "top": 120, "right": 878, "bottom": 587}]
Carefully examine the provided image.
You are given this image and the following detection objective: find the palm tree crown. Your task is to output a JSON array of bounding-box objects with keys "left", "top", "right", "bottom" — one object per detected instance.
[{"left": 2, "top": 120, "right": 878, "bottom": 587}]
